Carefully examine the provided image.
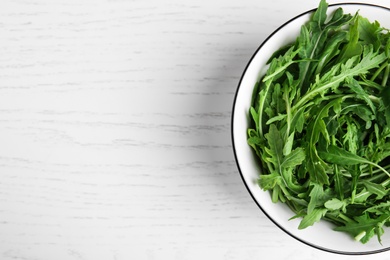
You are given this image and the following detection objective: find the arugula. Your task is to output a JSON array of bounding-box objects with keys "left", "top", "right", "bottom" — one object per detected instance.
[{"left": 248, "top": 0, "right": 390, "bottom": 244}]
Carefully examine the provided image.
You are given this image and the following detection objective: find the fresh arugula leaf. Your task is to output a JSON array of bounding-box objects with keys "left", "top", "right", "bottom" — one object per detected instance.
[
  {"left": 365, "top": 201, "right": 390, "bottom": 214},
  {"left": 380, "top": 83, "right": 390, "bottom": 126},
  {"left": 319, "top": 145, "right": 390, "bottom": 177},
  {"left": 337, "top": 14, "right": 362, "bottom": 64},
  {"left": 335, "top": 214, "right": 390, "bottom": 243},
  {"left": 264, "top": 124, "right": 284, "bottom": 171},
  {"left": 358, "top": 16, "right": 382, "bottom": 50},
  {"left": 324, "top": 198, "right": 347, "bottom": 212},
  {"left": 318, "top": 145, "right": 369, "bottom": 165},
  {"left": 307, "top": 183, "right": 326, "bottom": 214},
  {"left": 258, "top": 172, "right": 282, "bottom": 191},
  {"left": 362, "top": 181, "right": 388, "bottom": 200},
  {"left": 280, "top": 147, "right": 305, "bottom": 168},
  {"left": 298, "top": 208, "right": 328, "bottom": 229}
]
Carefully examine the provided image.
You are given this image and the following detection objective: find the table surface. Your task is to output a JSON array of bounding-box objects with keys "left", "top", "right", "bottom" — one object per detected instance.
[{"left": 2, "top": 0, "right": 390, "bottom": 259}]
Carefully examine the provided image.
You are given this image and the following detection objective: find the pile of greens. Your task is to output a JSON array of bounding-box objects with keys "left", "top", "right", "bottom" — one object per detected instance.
[{"left": 248, "top": 0, "right": 390, "bottom": 244}]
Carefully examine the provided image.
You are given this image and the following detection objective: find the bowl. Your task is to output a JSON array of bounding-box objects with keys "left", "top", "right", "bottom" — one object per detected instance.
[{"left": 232, "top": 2, "right": 390, "bottom": 255}]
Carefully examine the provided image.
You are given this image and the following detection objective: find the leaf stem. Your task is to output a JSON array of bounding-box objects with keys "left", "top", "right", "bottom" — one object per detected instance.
[
  {"left": 367, "top": 161, "right": 390, "bottom": 178},
  {"left": 284, "top": 87, "right": 292, "bottom": 139},
  {"left": 381, "top": 63, "right": 390, "bottom": 86},
  {"left": 371, "top": 61, "right": 388, "bottom": 82},
  {"left": 338, "top": 212, "right": 355, "bottom": 223},
  {"left": 355, "top": 231, "right": 366, "bottom": 242}
]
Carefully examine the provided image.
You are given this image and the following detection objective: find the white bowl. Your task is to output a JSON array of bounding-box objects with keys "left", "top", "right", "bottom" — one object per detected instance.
[{"left": 232, "top": 3, "right": 390, "bottom": 255}]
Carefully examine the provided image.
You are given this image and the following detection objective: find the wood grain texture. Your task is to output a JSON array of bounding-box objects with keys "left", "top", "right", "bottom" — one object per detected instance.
[{"left": 1, "top": 0, "right": 390, "bottom": 259}]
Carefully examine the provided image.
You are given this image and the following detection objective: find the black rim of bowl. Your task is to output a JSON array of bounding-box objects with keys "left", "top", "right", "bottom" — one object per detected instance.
[{"left": 231, "top": 2, "right": 390, "bottom": 256}]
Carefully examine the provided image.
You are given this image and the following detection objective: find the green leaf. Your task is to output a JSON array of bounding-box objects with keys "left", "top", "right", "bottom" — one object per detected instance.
[
  {"left": 306, "top": 146, "right": 330, "bottom": 185},
  {"left": 342, "top": 104, "right": 374, "bottom": 129},
  {"left": 280, "top": 168, "right": 304, "bottom": 194},
  {"left": 319, "top": 145, "right": 370, "bottom": 165},
  {"left": 247, "top": 129, "right": 262, "bottom": 157},
  {"left": 262, "top": 48, "right": 299, "bottom": 83},
  {"left": 291, "top": 108, "right": 305, "bottom": 133},
  {"left": 345, "top": 78, "right": 376, "bottom": 113},
  {"left": 283, "top": 131, "right": 295, "bottom": 156},
  {"left": 338, "top": 14, "right": 362, "bottom": 63},
  {"left": 266, "top": 114, "right": 287, "bottom": 125},
  {"left": 362, "top": 181, "right": 388, "bottom": 200},
  {"left": 270, "top": 83, "right": 283, "bottom": 115},
  {"left": 298, "top": 208, "right": 328, "bottom": 229},
  {"left": 247, "top": 136, "right": 262, "bottom": 146},
  {"left": 333, "top": 164, "right": 344, "bottom": 200},
  {"left": 358, "top": 15, "right": 381, "bottom": 50},
  {"left": 324, "top": 198, "right": 346, "bottom": 211},
  {"left": 365, "top": 201, "right": 390, "bottom": 214},
  {"left": 271, "top": 185, "right": 284, "bottom": 203},
  {"left": 315, "top": 30, "right": 347, "bottom": 74},
  {"left": 335, "top": 213, "right": 390, "bottom": 243},
  {"left": 319, "top": 145, "right": 390, "bottom": 177},
  {"left": 305, "top": 98, "right": 343, "bottom": 185},
  {"left": 307, "top": 183, "right": 324, "bottom": 214},
  {"left": 250, "top": 107, "right": 259, "bottom": 132},
  {"left": 312, "top": 0, "right": 328, "bottom": 26},
  {"left": 380, "top": 85, "right": 390, "bottom": 126},
  {"left": 258, "top": 172, "right": 282, "bottom": 191},
  {"left": 281, "top": 147, "right": 305, "bottom": 168},
  {"left": 264, "top": 124, "right": 284, "bottom": 170},
  {"left": 342, "top": 118, "right": 359, "bottom": 153},
  {"left": 353, "top": 188, "right": 372, "bottom": 203}
]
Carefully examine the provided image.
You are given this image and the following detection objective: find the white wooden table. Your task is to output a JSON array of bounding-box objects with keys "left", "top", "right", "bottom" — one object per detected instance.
[{"left": 1, "top": 0, "right": 390, "bottom": 259}]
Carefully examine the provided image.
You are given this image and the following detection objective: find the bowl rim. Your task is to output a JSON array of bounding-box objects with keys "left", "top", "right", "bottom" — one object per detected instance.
[{"left": 231, "top": 2, "right": 390, "bottom": 255}]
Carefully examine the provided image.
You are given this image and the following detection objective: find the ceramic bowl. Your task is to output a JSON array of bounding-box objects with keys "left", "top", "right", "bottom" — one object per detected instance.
[{"left": 232, "top": 3, "right": 390, "bottom": 255}]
